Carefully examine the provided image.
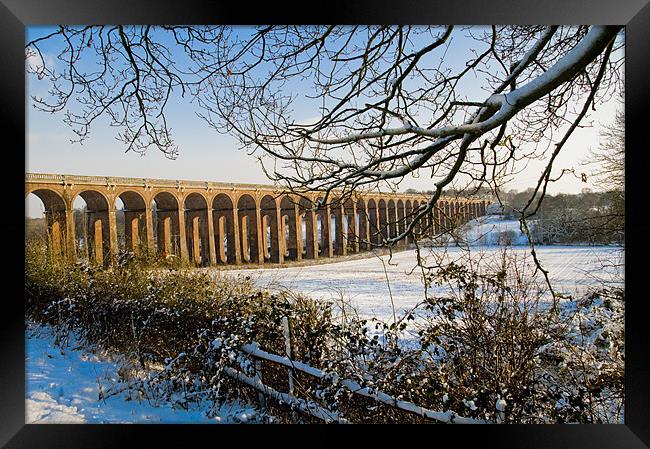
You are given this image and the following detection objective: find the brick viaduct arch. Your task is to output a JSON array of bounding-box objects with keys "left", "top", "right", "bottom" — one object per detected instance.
[{"left": 26, "top": 173, "right": 488, "bottom": 266}]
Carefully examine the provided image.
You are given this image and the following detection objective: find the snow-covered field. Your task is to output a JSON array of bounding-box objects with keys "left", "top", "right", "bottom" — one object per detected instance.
[
  {"left": 225, "top": 216, "right": 623, "bottom": 320},
  {"left": 25, "top": 325, "right": 257, "bottom": 424}
]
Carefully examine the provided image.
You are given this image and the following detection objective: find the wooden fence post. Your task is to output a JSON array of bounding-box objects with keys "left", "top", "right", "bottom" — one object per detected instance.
[
  {"left": 254, "top": 359, "right": 266, "bottom": 411},
  {"left": 282, "top": 316, "right": 295, "bottom": 395}
]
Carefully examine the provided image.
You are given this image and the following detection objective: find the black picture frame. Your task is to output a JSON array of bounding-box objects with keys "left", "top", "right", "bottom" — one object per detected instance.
[{"left": 3, "top": 0, "right": 648, "bottom": 447}]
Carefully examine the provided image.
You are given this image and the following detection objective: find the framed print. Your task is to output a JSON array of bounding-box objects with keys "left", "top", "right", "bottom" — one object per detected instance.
[{"left": 3, "top": 0, "right": 649, "bottom": 447}]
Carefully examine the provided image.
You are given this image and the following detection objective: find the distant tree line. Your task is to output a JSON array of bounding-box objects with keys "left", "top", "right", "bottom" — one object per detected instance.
[
  {"left": 405, "top": 186, "right": 493, "bottom": 198},
  {"left": 500, "top": 104, "right": 624, "bottom": 246},
  {"left": 497, "top": 188, "right": 623, "bottom": 245}
]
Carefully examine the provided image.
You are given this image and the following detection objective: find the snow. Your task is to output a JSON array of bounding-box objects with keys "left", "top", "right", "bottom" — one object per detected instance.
[
  {"left": 461, "top": 215, "right": 534, "bottom": 246},
  {"left": 26, "top": 324, "right": 257, "bottom": 424},
  {"left": 27, "top": 391, "right": 85, "bottom": 423},
  {"left": 222, "top": 216, "right": 623, "bottom": 321},
  {"left": 225, "top": 245, "right": 621, "bottom": 320}
]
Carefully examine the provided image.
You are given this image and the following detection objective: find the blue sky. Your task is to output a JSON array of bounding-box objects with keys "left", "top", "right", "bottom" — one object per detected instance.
[{"left": 26, "top": 26, "right": 623, "bottom": 217}]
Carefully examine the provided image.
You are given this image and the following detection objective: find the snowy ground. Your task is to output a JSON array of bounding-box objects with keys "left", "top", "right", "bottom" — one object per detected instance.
[
  {"left": 25, "top": 324, "right": 257, "bottom": 424},
  {"left": 224, "top": 215, "right": 623, "bottom": 320}
]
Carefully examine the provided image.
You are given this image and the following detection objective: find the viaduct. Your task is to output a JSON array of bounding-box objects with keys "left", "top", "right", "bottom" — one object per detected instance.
[{"left": 26, "top": 173, "right": 488, "bottom": 267}]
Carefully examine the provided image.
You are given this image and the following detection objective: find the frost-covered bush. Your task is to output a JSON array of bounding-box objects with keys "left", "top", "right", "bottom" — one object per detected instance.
[
  {"left": 540, "top": 287, "right": 624, "bottom": 423},
  {"left": 412, "top": 250, "right": 624, "bottom": 423},
  {"left": 25, "top": 240, "right": 334, "bottom": 421},
  {"left": 415, "top": 257, "right": 559, "bottom": 422},
  {"left": 303, "top": 314, "right": 433, "bottom": 423}
]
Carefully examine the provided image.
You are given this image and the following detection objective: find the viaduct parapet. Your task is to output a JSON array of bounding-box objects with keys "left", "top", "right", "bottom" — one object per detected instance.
[{"left": 26, "top": 173, "right": 487, "bottom": 267}]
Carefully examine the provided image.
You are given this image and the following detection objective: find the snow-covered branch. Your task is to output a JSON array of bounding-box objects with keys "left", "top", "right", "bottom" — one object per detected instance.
[{"left": 307, "top": 26, "right": 619, "bottom": 146}]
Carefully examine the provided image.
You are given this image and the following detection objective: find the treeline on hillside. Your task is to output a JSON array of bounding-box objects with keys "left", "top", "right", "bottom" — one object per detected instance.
[
  {"left": 405, "top": 186, "right": 492, "bottom": 198},
  {"left": 497, "top": 188, "right": 624, "bottom": 245}
]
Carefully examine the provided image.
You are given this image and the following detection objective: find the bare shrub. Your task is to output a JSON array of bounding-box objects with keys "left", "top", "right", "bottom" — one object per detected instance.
[{"left": 496, "top": 229, "right": 516, "bottom": 246}]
